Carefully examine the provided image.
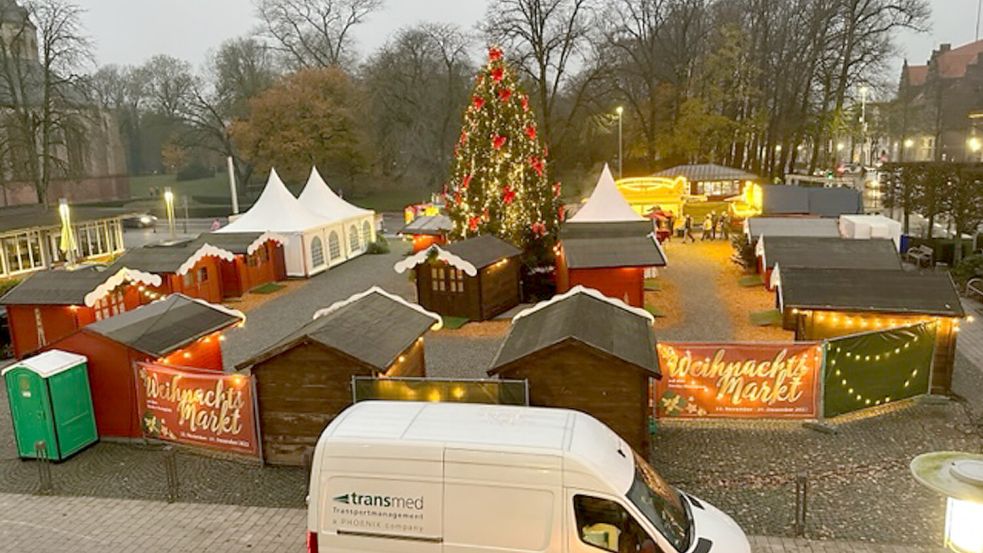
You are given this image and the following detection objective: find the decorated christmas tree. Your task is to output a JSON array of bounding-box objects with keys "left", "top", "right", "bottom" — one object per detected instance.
[{"left": 444, "top": 46, "right": 561, "bottom": 258}]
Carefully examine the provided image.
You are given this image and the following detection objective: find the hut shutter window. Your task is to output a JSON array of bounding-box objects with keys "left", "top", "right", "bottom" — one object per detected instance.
[
  {"left": 450, "top": 269, "right": 464, "bottom": 293},
  {"left": 34, "top": 307, "right": 46, "bottom": 347}
]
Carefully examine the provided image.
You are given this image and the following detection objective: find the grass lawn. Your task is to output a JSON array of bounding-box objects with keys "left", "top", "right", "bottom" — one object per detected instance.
[
  {"left": 441, "top": 316, "right": 470, "bottom": 330},
  {"left": 644, "top": 278, "right": 661, "bottom": 291},
  {"left": 682, "top": 201, "right": 730, "bottom": 221},
  {"left": 738, "top": 274, "right": 764, "bottom": 287},
  {"left": 749, "top": 309, "right": 783, "bottom": 327},
  {"left": 129, "top": 174, "right": 230, "bottom": 200},
  {"left": 349, "top": 188, "right": 432, "bottom": 212},
  {"left": 250, "top": 282, "right": 286, "bottom": 294}
]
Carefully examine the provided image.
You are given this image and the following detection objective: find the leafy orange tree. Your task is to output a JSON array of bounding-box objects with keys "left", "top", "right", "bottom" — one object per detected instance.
[
  {"left": 445, "top": 46, "right": 561, "bottom": 260},
  {"left": 230, "top": 68, "right": 365, "bottom": 183}
]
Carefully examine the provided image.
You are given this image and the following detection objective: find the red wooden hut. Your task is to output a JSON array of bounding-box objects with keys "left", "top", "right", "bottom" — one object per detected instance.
[
  {"left": 196, "top": 232, "right": 288, "bottom": 298},
  {"left": 555, "top": 221, "right": 667, "bottom": 308},
  {"left": 0, "top": 265, "right": 161, "bottom": 358},
  {"left": 111, "top": 239, "right": 235, "bottom": 304},
  {"left": 398, "top": 214, "right": 453, "bottom": 253},
  {"left": 47, "top": 294, "right": 244, "bottom": 438}
]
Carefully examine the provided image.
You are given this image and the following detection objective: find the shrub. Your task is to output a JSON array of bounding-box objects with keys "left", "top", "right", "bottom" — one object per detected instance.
[
  {"left": 952, "top": 254, "right": 983, "bottom": 288},
  {"left": 367, "top": 235, "right": 390, "bottom": 254},
  {"left": 730, "top": 234, "right": 756, "bottom": 271},
  {"left": 176, "top": 161, "right": 215, "bottom": 182}
]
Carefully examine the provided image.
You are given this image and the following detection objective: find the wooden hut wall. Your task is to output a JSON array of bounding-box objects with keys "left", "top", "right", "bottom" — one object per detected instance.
[
  {"left": 252, "top": 342, "right": 381, "bottom": 466},
  {"left": 792, "top": 310, "right": 958, "bottom": 394},
  {"left": 156, "top": 334, "right": 226, "bottom": 372},
  {"left": 478, "top": 260, "right": 521, "bottom": 320},
  {"left": 160, "top": 257, "right": 224, "bottom": 304},
  {"left": 414, "top": 262, "right": 481, "bottom": 320},
  {"left": 566, "top": 267, "right": 645, "bottom": 308},
  {"left": 6, "top": 287, "right": 141, "bottom": 358},
  {"left": 411, "top": 234, "right": 445, "bottom": 253},
  {"left": 494, "top": 339, "right": 651, "bottom": 454},
  {"left": 47, "top": 330, "right": 150, "bottom": 438},
  {"left": 218, "top": 242, "right": 285, "bottom": 299},
  {"left": 383, "top": 337, "right": 426, "bottom": 378}
]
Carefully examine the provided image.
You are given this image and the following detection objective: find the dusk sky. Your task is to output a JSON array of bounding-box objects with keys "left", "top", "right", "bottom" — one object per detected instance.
[{"left": 81, "top": 0, "right": 977, "bottom": 94}]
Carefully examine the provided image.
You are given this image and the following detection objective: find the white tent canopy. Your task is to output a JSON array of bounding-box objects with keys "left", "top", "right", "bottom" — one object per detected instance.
[
  {"left": 569, "top": 164, "right": 644, "bottom": 223},
  {"left": 217, "top": 169, "right": 336, "bottom": 277},
  {"left": 839, "top": 215, "right": 902, "bottom": 250},
  {"left": 298, "top": 167, "right": 377, "bottom": 264}
]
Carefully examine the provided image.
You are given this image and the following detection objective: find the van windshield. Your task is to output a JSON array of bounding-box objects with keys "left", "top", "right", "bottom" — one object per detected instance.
[{"left": 626, "top": 451, "right": 691, "bottom": 552}]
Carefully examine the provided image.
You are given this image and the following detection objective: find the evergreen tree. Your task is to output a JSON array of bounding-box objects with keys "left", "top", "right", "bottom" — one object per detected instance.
[{"left": 445, "top": 46, "right": 561, "bottom": 259}]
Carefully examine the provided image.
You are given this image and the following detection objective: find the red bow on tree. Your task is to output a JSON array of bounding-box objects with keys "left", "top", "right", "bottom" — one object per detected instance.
[
  {"left": 552, "top": 182, "right": 562, "bottom": 198},
  {"left": 530, "top": 221, "right": 547, "bottom": 237},
  {"left": 491, "top": 67, "right": 504, "bottom": 82},
  {"left": 498, "top": 88, "right": 512, "bottom": 102},
  {"left": 520, "top": 95, "right": 529, "bottom": 112},
  {"left": 459, "top": 130, "right": 468, "bottom": 145},
  {"left": 529, "top": 156, "right": 544, "bottom": 177},
  {"left": 461, "top": 173, "right": 472, "bottom": 189},
  {"left": 492, "top": 135, "right": 507, "bottom": 149},
  {"left": 502, "top": 184, "right": 516, "bottom": 204},
  {"left": 488, "top": 46, "right": 503, "bottom": 62},
  {"left": 524, "top": 125, "right": 537, "bottom": 141},
  {"left": 558, "top": 206, "right": 566, "bottom": 222},
  {"left": 472, "top": 95, "right": 485, "bottom": 110},
  {"left": 468, "top": 216, "right": 480, "bottom": 232}
]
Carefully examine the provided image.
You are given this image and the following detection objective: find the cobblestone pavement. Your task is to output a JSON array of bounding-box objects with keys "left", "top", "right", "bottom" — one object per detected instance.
[{"left": 0, "top": 492, "right": 945, "bottom": 553}]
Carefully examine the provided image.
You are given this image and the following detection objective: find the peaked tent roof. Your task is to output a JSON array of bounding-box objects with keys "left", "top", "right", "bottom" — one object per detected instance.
[
  {"left": 85, "top": 294, "right": 244, "bottom": 357},
  {"left": 569, "top": 164, "right": 643, "bottom": 223},
  {"left": 489, "top": 286, "right": 659, "bottom": 375},
  {"left": 217, "top": 169, "right": 328, "bottom": 234},
  {"left": 297, "top": 167, "right": 373, "bottom": 221}
]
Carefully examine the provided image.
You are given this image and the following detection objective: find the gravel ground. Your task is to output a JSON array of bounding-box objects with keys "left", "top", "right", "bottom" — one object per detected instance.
[{"left": 651, "top": 239, "right": 736, "bottom": 340}]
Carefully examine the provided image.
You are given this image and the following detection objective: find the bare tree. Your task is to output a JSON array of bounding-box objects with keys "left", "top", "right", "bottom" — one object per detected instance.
[
  {"left": 482, "top": 0, "right": 596, "bottom": 151},
  {"left": 255, "top": 0, "right": 383, "bottom": 69},
  {"left": 361, "top": 23, "right": 472, "bottom": 187},
  {"left": 0, "top": 0, "right": 92, "bottom": 206},
  {"left": 141, "top": 54, "right": 194, "bottom": 119},
  {"left": 87, "top": 64, "right": 150, "bottom": 174}
]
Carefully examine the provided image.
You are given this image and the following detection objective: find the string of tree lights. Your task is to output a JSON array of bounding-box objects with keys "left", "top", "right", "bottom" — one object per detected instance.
[
  {"left": 791, "top": 308, "right": 970, "bottom": 333},
  {"left": 827, "top": 330, "right": 926, "bottom": 408},
  {"left": 444, "top": 46, "right": 561, "bottom": 260}
]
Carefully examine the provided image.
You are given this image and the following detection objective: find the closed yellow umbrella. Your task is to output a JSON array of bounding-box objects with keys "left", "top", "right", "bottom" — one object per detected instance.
[{"left": 58, "top": 198, "right": 77, "bottom": 265}]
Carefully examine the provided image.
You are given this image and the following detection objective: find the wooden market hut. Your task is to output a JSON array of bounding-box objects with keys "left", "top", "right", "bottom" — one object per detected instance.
[
  {"left": 0, "top": 265, "right": 160, "bottom": 358},
  {"left": 651, "top": 163, "right": 760, "bottom": 200},
  {"left": 556, "top": 221, "right": 667, "bottom": 308},
  {"left": 399, "top": 214, "right": 453, "bottom": 253},
  {"left": 110, "top": 238, "right": 235, "bottom": 304},
  {"left": 758, "top": 237, "right": 902, "bottom": 289},
  {"left": 760, "top": 185, "right": 862, "bottom": 217},
  {"left": 236, "top": 287, "right": 441, "bottom": 465},
  {"left": 777, "top": 268, "right": 965, "bottom": 394},
  {"left": 744, "top": 216, "right": 841, "bottom": 244},
  {"left": 560, "top": 164, "right": 667, "bottom": 308},
  {"left": 488, "top": 286, "right": 660, "bottom": 454},
  {"left": 394, "top": 234, "right": 522, "bottom": 322},
  {"left": 46, "top": 294, "right": 244, "bottom": 438},
  {"left": 196, "top": 232, "right": 287, "bottom": 298}
]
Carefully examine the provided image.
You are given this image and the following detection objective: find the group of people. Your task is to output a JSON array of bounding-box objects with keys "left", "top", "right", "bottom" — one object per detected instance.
[{"left": 679, "top": 210, "right": 730, "bottom": 243}]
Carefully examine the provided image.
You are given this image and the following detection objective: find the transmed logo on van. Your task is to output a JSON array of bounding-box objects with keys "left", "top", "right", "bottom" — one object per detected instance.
[{"left": 333, "top": 492, "right": 425, "bottom": 510}]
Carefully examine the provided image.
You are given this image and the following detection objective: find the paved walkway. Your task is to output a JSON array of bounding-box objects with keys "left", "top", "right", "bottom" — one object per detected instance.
[{"left": 0, "top": 492, "right": 943, "bottom": 553}]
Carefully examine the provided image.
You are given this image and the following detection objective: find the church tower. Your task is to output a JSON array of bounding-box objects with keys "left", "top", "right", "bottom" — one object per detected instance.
[{"left": 0, "top": 0, "right": 38, "bottom": 61}]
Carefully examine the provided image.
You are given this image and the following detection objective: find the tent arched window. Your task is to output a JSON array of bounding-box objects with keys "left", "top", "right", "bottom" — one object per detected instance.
[
  {"left": 349, "top": 225, "right": 359, "bottom": 251},
  {"left": 310, "top": 236, "right": 325, "bottom": 267},
  {"left": 362, "top": 220, "right": 372, "bottom": 244},
  {"left": 328, "top": 231, "right": 341, "bottom": 259}
]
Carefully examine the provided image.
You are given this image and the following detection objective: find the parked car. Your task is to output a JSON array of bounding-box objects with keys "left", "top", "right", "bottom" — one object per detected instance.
[
  {"left": 307, "top": 401, "right": 751, "bottom": 553},
  {"left": 122, "top": 213, "right": 158, "bottom": 228}
]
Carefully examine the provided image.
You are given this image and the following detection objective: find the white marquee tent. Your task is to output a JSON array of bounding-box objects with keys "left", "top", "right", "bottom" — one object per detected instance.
[
  {"left": 217, "top": 169, "right": 334, "bottom": 277},
  {"left": 298, "top": 167, "right": 376, "bottom": 266},
  {"left": 569, "top": 164, "right": 645, "bottom": 223}
]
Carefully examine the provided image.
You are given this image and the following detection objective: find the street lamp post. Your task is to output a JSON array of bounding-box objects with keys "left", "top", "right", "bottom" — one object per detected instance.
[
  {"left": 911, "top": 452, "right": 983, "bottom": 553},
  {"left": 163, "top": 187, "right": 176, "bottom": 239},
  {"left": 969, "top": 136, "right": 982, "bottom": 161},
  {"left": 616, "top": 106, "right": 624, "bottom": 179},
  {"left": 860, "top": 86, "right": 869, "bottom": 167}
]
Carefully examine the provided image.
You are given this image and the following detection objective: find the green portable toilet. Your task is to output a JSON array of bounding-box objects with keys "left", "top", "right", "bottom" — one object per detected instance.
[{"left": 3, "top": 349, "right": 98, "bottom": 461}]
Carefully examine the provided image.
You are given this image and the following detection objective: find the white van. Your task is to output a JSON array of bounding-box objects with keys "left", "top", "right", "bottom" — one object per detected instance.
[{"left": 307, "top": 401, "right": 750, "bottom": 553}]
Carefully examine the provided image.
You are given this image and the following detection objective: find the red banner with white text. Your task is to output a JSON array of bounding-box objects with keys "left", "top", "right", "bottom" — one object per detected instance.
[
  {"left": 135, "top": 362, "right": 259, "bottom": 457},
  {"left": 655, "top": 342, "right": 822, "bottom": 419}
]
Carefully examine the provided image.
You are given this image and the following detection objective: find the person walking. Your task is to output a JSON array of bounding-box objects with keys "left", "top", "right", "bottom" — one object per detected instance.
[
  {"left": 683, "top": 214, "right": 696, "bottom": 243},
  {"left": 720, "top": 212, "right": 730, "bottom": 240},
  {"left": 702, "top": 213, "right": 713, "bottom": 241}
]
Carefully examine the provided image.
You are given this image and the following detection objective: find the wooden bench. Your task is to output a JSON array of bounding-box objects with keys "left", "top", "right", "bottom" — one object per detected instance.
[{"left": 906, "top": 244, "right": 934, "bottom": 267}]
